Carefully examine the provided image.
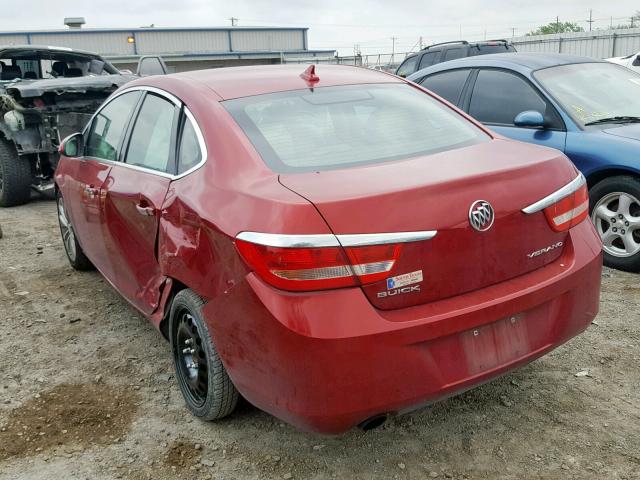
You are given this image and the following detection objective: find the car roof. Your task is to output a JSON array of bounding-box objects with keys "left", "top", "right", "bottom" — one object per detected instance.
[
  {"left": 0, "top": 44, "right": 104, "bottom": 59},
  {"left": 407, "top": 52, "right": 605, "bottom": 80},
  {"left": 170, "top": 64, "right": 404, "bottom": 100}
]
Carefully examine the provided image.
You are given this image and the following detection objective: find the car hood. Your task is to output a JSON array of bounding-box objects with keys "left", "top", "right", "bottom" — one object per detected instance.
[
  {"left": 602, "top": 124, "right": 640, "bottom": 142},
  {"left": 3, "top": 74, "right": 137, "bottom": 98}
]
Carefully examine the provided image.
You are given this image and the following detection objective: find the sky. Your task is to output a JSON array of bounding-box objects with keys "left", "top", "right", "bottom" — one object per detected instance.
[{"left": 1, "top": 0, "right": 639, "bottom": 56}]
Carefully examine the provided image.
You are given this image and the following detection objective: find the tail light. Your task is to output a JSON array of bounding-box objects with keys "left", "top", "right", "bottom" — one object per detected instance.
[
  {"left": 522, "top": 173, "right": 588, "bottom": 232},
  {"left": 235, "top": 231, "right": 435, "bottom": 292}
]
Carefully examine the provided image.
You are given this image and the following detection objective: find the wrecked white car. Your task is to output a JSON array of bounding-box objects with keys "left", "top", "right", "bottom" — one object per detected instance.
[{"left": 0, "top": 45, "right": 166, "bottom": 206}]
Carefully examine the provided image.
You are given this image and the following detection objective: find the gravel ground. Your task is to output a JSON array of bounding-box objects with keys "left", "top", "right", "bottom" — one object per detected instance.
[{"left": 0, "top": 199, "right": 639, "bottom": 480}]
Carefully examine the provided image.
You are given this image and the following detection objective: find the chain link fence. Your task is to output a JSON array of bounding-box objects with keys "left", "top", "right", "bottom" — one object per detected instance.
[{"left": 283, "top": 52, "right": 414, "bottom": 72}]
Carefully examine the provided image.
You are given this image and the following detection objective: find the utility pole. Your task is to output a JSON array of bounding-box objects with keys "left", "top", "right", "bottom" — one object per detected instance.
[
  {"left": 556, "top": 16, "right": 560, "bottom": 34},
  {"left": 632, "top": 16, "right": 636, "bottom": 28},
  {"left": 419, "top": 36, "right": 423, "bottom": 50},
  {"left": 511, "top": 27, "right": 516, "bottom": 38},
  {"left": 229, "top": 17, "right": 238, "bottom": 27},
  {"left": 390, "top": 36, "right": 398, "bottom": 65},
  {"left": 587, "top": 9, "right": 594, "bottom": 31}
]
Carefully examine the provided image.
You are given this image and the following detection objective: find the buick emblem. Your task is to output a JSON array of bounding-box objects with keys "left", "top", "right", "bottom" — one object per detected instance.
[{"left": 469, "top": 200, "right": 495, "bottom": 232}]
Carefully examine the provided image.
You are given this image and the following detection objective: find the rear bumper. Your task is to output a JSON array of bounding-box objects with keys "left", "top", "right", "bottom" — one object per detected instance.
[{"left": 204, "top": 220, "right": 602, "bottom": 433}]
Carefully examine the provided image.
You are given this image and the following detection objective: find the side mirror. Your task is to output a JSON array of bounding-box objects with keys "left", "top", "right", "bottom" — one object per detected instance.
[
  {"left": 59, "top": 133, "right": 83, "bottom": 158},
  {"left": 514, "top": 110, "right": 545, "bottom": 128}
]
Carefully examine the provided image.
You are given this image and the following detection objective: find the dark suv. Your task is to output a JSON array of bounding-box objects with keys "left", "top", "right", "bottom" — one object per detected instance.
[{"left": 395, "top": 40, "right": 516, "bottom": 77}]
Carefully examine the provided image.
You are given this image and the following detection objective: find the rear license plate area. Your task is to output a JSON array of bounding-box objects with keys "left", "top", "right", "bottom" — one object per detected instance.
[{"left": 461, "top": 313, "right": 530, "bottom": 375}]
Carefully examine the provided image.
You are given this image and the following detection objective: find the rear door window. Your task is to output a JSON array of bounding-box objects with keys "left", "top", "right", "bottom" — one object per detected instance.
[
  {"left": 418, "top": 51, "right": 438, "bottom": 69},
  {"left": 86, "top": 91, "right": 142, "bottom": 161},
  {"left": 223, "top": 83, "right": 488, "bottom": 173},
  {"left": 471, "top": 44, "right": 516, "bottom": 55},
  {"left": 125, "top": 94, "right": 179, "bottom": 173},
  {"left": 420, "top": 69, "right": 471, "bottom": 105},
  {"left": 443, "top": 48, "right": 465, "bottom": 61},
  {"left": 469, "top": 69, "right": 548, "bottom": 126},
  {"left": 396, "top": 56, "right": 419, "bottom": 77}
]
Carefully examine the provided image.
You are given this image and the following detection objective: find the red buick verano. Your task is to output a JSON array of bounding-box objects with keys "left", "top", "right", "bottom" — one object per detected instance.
[{"left": 54, "top": 65, "right": 602, "bottom": 433}]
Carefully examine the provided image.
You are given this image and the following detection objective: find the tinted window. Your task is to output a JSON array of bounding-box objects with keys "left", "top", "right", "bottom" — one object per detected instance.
[
  {"left": 418, "top": 51, "right": 438, "bottom": 69},
  {"left": 443, "top": 48, "right": 465, "bottom": 61},
  {"left": 125, "top": 94, "right": 178, "bottom": 173},
  {"left": 137, "top": 56, "right": 167, "bottom": 76},
  {"left": 470, "top": 44, "right": 516, "bottom": 55},
  {"left": 223, "top": 84, "right": 488, "bottom": 173},
  {"left": 470, "top": 70, "right": 547, "bottom": 125},
  {"left": 86, "top": 91, "right": 142, "bottom": 161},
  {"left": 420, "top": 69, "right": 470, "bottom": 105},
  {"left": 177, "top": 115, "right": 203, "bottom": 175},
  {"left": 396, "top": 56, "right": 418, "bottom": 77}
]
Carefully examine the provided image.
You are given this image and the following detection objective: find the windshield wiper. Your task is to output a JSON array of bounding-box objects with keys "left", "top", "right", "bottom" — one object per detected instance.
[{"left": 585, "top": 116, "right": 640, "bottom": 126}]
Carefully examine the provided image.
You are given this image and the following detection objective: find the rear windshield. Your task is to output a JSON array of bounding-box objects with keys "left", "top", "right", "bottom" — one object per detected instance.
[
  {"left": 471, "top": 44, "right": 516, "bottom": 55},
  {"left": 223, "top": 83, "right": 489, "bottom": 173}
]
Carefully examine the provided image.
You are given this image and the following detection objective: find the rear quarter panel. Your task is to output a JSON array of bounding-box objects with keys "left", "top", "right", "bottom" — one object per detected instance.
[{"left": 157, "top": 97, "right": 333, "bottom": 303}]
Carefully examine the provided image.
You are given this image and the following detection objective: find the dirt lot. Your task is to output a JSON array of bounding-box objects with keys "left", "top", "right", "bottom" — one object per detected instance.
[{"left": 0, "top": 199, "right": 639, "bottom": 480}]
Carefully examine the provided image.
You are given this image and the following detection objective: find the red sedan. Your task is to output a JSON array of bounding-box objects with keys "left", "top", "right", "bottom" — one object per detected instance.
[{"left": 54, "top": 65, "right": 602, "bottom": 433}]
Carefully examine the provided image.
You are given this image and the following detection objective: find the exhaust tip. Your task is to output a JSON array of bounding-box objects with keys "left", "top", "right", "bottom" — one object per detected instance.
[{"left": 358, "top": 414, "right": 388, "bottom": 431}]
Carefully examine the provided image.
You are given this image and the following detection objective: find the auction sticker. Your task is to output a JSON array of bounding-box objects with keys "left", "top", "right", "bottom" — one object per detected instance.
[{"left": 386, "top": 270, "right": 423, "bottom": 290}]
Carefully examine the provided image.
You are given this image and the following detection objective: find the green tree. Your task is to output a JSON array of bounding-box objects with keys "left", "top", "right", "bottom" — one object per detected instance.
[{"left": 527, "top": 21, "right": 584, "bottom": 36}]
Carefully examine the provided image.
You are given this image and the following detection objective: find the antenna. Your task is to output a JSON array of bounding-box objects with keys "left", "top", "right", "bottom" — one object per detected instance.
[
  {"left": 229, "top": 17, "right": 238, "bottom": 27},
  {"left": 300, "top": 65, "right": 320, "bottom": 86}
]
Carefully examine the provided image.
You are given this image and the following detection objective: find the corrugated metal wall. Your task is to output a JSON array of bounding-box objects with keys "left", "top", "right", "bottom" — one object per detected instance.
[
  {"left": 29, "top": 32, "right": 136, "bottom": 55},
  {"left": 0, "top": 28, "right": 307, "bottom": 56},
  {"left": 231, "top": 29, "right": 304, "bottom": 51},
  {"left": 135, "top": 30, "right": 229, "bottom": 54},
  {"left": 512, "top": 28, "right": 640, "bottom": 58},
  {"left": 0, "top": 34, "right": 29, "bottom": 45}
]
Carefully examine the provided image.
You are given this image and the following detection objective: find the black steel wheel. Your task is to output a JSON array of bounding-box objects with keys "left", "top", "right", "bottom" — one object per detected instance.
[
  {"left": 175, "top": 310, "right": 209, "bottom": 407},
  {"left": 170, "top": 289, "right": 238, "bottom": 420}
]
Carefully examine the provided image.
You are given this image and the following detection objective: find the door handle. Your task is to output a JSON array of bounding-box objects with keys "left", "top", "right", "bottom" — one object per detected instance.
[
  {"left": 84, "top": 185, "right": 98, "bottom": 198},
  {"left": 136, "top": 204, "right": 156, "bottom": 216}
]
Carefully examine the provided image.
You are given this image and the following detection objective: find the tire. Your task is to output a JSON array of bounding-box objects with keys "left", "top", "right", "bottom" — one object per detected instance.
[
  {"left": 169, "top": 289, "right": 238, "bottom": 421},
  {"left": 0, "top": 140, "right": 32, "bottom": 207},
  {"left": 589, "top": 175, "right": 640, "bottom": 272},
  {"left": 56, "top": 192, "right": 94, "bottom": 271}
]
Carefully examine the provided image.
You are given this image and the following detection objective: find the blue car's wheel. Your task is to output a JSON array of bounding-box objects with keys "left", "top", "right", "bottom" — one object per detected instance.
[{"left": 590, "top": 176, "right": 640, "bottom": 272}]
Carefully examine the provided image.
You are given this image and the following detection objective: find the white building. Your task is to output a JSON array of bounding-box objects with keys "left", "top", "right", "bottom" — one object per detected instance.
[{"left": 0, "top": 25, "right": 336, "bottom": 72}]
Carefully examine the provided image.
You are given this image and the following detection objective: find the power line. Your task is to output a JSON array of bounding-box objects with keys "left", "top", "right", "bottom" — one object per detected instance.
[
  {"left": 241, "top": 13, "right": 635, "bottom": 30},
  {"left": 390, "top": 36, "right": 398, "bottom": 64}
]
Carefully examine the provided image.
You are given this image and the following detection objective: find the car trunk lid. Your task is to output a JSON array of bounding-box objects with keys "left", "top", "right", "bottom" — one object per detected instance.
[{"left": 279, "top": 139, "right": 577, "bottom": 309}]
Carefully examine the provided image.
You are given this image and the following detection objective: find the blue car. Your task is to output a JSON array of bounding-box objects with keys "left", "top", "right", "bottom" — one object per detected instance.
[{"left": 408, "top": 53, "right": 640, "bottom": 271}]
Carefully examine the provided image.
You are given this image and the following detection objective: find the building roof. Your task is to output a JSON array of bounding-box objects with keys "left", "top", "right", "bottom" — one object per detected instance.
[{"left": 0, "top": 26, "right": 310, "bottom": 36}]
